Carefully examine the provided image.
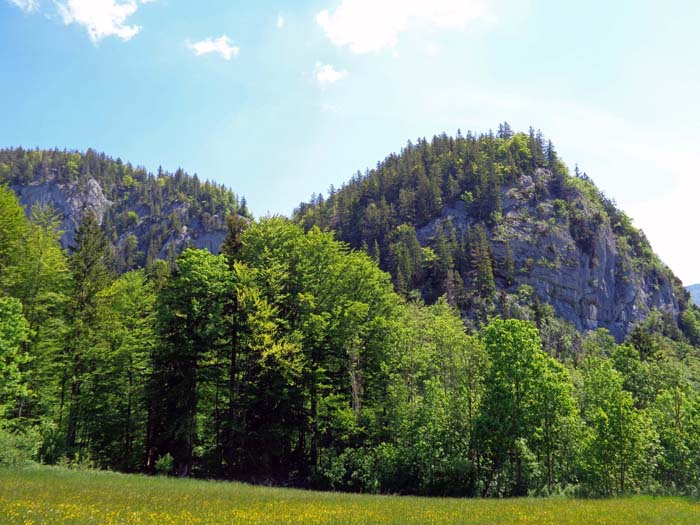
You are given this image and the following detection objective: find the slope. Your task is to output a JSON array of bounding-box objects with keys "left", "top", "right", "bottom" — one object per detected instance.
[
  {"left": 0, "top": 148, "right": 249, "bottom": 272},
  {"left": 294, "top": 126, "right": 690, "bottom": 342}
]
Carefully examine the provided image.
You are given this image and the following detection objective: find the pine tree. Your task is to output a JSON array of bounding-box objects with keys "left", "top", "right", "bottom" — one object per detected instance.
[
  {"left": 220, "top": 214, "right": 249, "bottom": 267},
  {"left": 471, "top": 226, "right": 495, "bottom": 298},
  {"left": 497, "top": 122, "right": 514, "bottom": 139},
  {"left": 62, "top": 210, "right": 113, "bottom": 453}
]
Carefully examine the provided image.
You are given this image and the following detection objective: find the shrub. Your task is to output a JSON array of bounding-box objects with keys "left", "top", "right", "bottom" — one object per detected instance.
[
  {"left": 155, "top": 453, "right": 174, "bottom": 476},
  {"left": 0, "top": 427, "right": 39, "bottom": 467}
]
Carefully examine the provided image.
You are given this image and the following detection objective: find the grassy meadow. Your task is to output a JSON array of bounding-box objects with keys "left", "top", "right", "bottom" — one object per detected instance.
[{"left": 1, "top": 466, "right": 699, "bottom": 525}]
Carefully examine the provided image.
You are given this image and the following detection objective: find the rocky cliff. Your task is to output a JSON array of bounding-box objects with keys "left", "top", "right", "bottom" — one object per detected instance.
[
  {"left": 415, "top": 168, "right": 680, "bottom": 340},
  {"left": 1, "top": 148, "right": 248, "bottom": 271},
  {"left": 11, "top": 175, "right": 112, "bottom": 249},
  {"left": 294, "top": 130, "right": 688, "bottom": 342}
]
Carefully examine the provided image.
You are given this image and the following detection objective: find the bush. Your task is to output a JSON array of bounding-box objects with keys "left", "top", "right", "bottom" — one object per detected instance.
[
  {"left": 0, "top": 427, "right": 39, "bottom": 467},
  {"left": 155, "top": 453, "right": 174, "bottom": 476},
  {"left": 319, "top": 448, "right": 380, "bottom": 493}
]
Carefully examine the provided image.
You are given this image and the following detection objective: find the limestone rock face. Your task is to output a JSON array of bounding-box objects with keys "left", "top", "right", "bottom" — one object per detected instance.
[
  {"left": 12, "top": 176, "right": 112, "bottom": 248},
  {"left": 12, "top": 175, "right": 230, "bottom": 264},
  {"left": 417, "top": 168, "right": 679, "bottom": 341}
]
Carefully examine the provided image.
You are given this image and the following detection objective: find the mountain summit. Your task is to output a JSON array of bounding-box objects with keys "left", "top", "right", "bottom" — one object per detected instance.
[{"left": 294, "top": 126, "right": 689, "bottom": 341}]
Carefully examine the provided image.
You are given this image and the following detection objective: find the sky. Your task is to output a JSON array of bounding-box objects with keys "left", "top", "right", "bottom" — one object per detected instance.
[{"left": 2, "top": 0, "right": 700, "bottom": 284}]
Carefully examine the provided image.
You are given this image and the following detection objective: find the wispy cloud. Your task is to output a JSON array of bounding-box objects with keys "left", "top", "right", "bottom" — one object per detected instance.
[
  {"left": 56, "top": 0, "right": 154, "bottom": 43},
  {"left": 186, "top": 35, "right": 239, "bottom": 61},
  {"left": 276, "top": 13, "right": 285, "bottom": 29},
  {"left": 7, "top": 0, "right": 39, "bottom": 12},
  {"left": 7, "top": 0, "right": 154, "bottom": 42},
  {"left": 316, "top": 0, "right": 489, "bottom": 54},
  {"left": 314, "top": 62, "right": 348, "bottom": 88}
]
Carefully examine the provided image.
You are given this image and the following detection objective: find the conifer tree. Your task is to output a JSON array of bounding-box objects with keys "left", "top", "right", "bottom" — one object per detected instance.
[{"left": 62, "top": 210, "right": 113, "bottom": 453}]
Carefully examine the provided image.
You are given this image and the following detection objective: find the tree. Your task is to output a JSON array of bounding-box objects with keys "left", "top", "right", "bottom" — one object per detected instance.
[
  {"left": 81, "top": 270, "right": 156, "bottom": 470},
  {"left": 0, "top": 185, "right": 29, "bottom": 289},
  {"left": 148, "top": 248, "right": 232, "bottom": 476},
  {"left": 579, "top": 357, "right": 658, "bottom": 495},
  {"left": 651, "top": 387, "right": 700, "bottom": 491},
  {"left": 476, "top": 318, "right": 577, "bottom": 496},
  {"left": 376, "top": 298, "right": 487, "bottom": 495},
  {"left": 497, "top": 122, "right": 514, "bottom": 139},
  {"left": 0, "top": 297, "right": 30, "bottom": 419},
  {"left": 61, "top": 210, "right": 113, "bottom": 454},
  {"left": 470, "top": 226, "right": 495, "bottom": 298},
  {"left": 238, "top": 219, "right": 396, "bottom": 479},
  {"left": 3, "top": 203, "right": 69, "bottom": 423}
]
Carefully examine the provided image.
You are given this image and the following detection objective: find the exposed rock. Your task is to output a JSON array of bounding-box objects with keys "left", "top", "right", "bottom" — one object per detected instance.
[
  {"left": 12, "top": 175, "right": 112, "bottom": 248},
  {"left": 11, "top": 175, "right": 231, "bottom": 264},
  {"left": 417, "top": 168, "right": 680, "bottom": 341}
]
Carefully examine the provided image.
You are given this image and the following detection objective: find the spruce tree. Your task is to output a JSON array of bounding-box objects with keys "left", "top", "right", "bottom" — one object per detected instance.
[
  {"left": 471, "top": 226, "right": 495, "bottom": 298},
  {"left": 62, "top": 210, "right": 112, "bottom": 453}
]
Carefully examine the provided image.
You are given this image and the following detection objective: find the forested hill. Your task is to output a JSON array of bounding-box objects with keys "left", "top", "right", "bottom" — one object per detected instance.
[
  {"left": 5, "top": 131, "right": 700, "bottom": 498},
  {"left": 0, "top": 148, "right": 250, "bottom": 272},
  {"left": 294, "top": 125, "right": 690, "bottom": 342}
]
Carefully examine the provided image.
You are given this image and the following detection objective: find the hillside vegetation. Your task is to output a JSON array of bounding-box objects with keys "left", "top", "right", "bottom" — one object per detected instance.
[
  {"left": 295, "top": 125, "right": 689, "bottom": 342},
  {"left": 0, "top": 148, "right": 249, "bottom": 272},
  {"left": 3, "top": 129, "right": 700, "bottom": 498}
]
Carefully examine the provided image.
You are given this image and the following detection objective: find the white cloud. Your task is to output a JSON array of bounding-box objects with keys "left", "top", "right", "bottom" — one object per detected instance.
[
  {"left": 55, "top": 0, "right": 153, "bottom": 43},
  {"left": 187, "top": 35, "right": 239, "bottom": 61},
  {"left": 314, "top": 62, "right": 348, "bottom": 88},
  {"left": 276, "top": 13, "right": 285, "bottom": 29},
  {"left": 7, "top": 0, "right": 39, "bottom": 12},
  {"left": 316, "top": 0, "right": 489, "bottom": 54}
]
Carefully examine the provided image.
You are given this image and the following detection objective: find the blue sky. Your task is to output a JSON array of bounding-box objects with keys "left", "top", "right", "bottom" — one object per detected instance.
[{"left": 2, "top": 0, "right": 700, "bottom": 283}]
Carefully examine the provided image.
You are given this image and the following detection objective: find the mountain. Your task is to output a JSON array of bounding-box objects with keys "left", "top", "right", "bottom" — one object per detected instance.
[
  {"left": 687, "top": 285, "right": 700, "bottom": 306},
  {"left": 0, "top": 148, "right": 249, "bottom": 271},
  {"left": 3, "top": 132, "right": 691, "bottom": 343},
  {"left": 294, "top": 127, "right": 690, "bottom": 342}
]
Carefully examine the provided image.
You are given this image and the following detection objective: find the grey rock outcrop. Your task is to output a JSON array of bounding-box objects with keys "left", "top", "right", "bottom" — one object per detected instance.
[
  {"left": 417, "top": 169, "right": 680, "bottom": 341},
  {"left": 12, "top": 175, "right": 112, "bottom": 248},
  {"left": 11, "top": 175, "right": 231, "bottom": 263}
]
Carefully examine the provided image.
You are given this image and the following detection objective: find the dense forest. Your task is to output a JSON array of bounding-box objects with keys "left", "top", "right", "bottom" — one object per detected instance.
[
  {"left": 3, "top": 130, "right": 700, "bottom": 497},
  {"left": 0, "top": 148, "right": 250, "bottom": 272}
]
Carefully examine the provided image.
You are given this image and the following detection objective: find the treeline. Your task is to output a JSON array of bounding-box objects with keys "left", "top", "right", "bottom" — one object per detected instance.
[
  {"left": 0, "top": 148, "right": 250, "bottom": 271},
  {"left": 3, "top": 184, "right": 700, "bottom": 497}
]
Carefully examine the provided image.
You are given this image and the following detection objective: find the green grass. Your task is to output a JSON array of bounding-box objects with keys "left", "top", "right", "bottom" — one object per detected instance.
[{"left": 1, "top": 466, "right": 699, "bottom": 524}]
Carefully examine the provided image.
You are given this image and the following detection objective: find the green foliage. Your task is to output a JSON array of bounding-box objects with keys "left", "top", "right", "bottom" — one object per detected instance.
[
  {"left": 476, "top": 318, "right": 578, "bottom": 496},
  {"left": 1, "top": 135, "right": 700, "bottom": 499},
  {"left": 0, "top": 427, "right": 39, "bottom": 467},
  {"left": 0, "top": 148, "right": 250, "bottom": 272},
  {"left": 0, "top": 297, "right": 30, "bottom": 418},
  {"left": 579, "top": 357, "right": 659, "bottom": 495},
  {"left": 0, "top": 186, "right": 28, "bottom": 271},
  {"left": 155, "top": 453, "right": 174, "bottom": 476}
]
